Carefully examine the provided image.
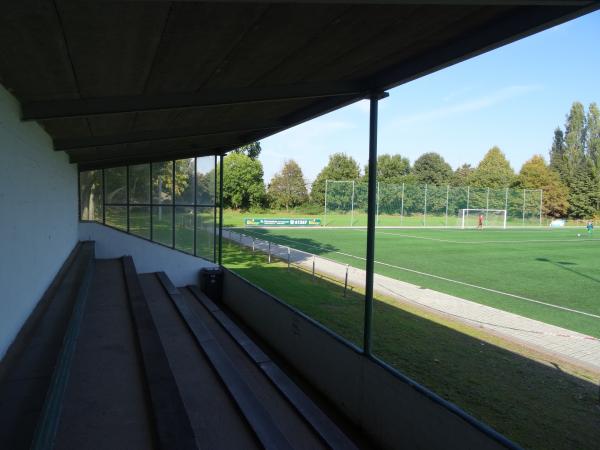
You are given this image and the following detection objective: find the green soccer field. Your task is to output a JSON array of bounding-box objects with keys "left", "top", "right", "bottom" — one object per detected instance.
[{"left": 232, "top": 226, "right": 600, "bottom": 337}]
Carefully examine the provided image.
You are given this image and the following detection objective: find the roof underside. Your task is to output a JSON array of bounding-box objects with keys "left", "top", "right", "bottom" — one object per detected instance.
[{"left": 0, "top": 1, "right": 597, "bottom": 170}]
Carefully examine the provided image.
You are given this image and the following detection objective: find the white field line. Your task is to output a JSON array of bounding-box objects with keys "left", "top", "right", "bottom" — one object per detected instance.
[
  {"left": 372, "top": 230, "right": 600, "bottom": 245},
  {"left": 235, "top": 229, "right": 600, "bottom": 320}
]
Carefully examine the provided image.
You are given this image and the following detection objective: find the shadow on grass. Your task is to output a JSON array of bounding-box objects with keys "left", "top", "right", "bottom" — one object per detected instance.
[
  {"left": 229, "top": 228, "right": 340, "bottom": 256},
  {"left": 536, "top": 257, "right": 600, "bottom": 285},
  {"left": 226, "top": 243, "right": 600, "bottom": 450}
]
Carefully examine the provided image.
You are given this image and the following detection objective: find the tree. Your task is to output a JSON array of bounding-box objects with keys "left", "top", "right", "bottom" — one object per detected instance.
[
  {"left": 567, "top": 165, "right": 595, "bottom": 218},
  {"left": 311, "top": 153, "right": 360, "bottom": 205},
  {"left": 586, "top": 103, "right": 600, "bottom": 166},
  {"left": 470, "top": 146, "right": 515, "bottom": 188},
  {"left": 268, "top": 160, "right": 308, "bottom": 211},
  {"left": 549, "top": 127, "right": 566, "bottom": 176},
  {"left": 363, "top": 154, "right": 410, "bottom": 184},
  {"left": 452, "top": 164, "right": 474, "bottom": 186},
  {"left": 412, "top": 152, "right": 452, "bottom": 186},
  {"left": 222, "top": 153, "right": 266, "bottom": 209},
  {"left": 516, "top": 155, "right": 569, "bottom": 218},
  {"left": 585, "top": 103, "right": 600, "bottom": 211},
  {"left": 563, "top": 102, "right": 586, "bottom": 180},
  {"left": 231, "top": 141, "right": 262, "bottom": 159}
]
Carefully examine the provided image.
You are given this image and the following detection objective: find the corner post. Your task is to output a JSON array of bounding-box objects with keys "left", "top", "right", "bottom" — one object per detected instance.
[{"left": 363, "top": 91, "right": 386, "bottom": 355}]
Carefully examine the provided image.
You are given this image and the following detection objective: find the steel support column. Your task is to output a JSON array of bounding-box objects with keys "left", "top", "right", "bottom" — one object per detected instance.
[
  {"left": 218, "top": 154, "right": 224, "bottom": 266},
  {"left": 363, "top": 91, "right": 386, "bottom": 355}
]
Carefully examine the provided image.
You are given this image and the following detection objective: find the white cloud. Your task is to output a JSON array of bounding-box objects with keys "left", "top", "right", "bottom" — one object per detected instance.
[{"left": 390, "top": 84, "right": 543, "bottom": 127}]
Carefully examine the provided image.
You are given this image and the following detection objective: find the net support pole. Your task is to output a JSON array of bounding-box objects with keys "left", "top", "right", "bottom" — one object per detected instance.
[
  {"left": 504, "top": 187, "right": 509, "bottom": 221},
  {"left": 423, "top": 183, "right": 428, "bottom": 226},
  {"left": 466, "top": 186, "right": 470, "bottom": 225},
  {"left": 218, "top": 154, "right": 224, "bottom": 265},
  {"left": 363, "top": 91, "right": 386, "bottom": 356},
  {"left": 324, "top": 180, "right": 328, "bottom": 226},
  {"left": 466, "top": 186, "right": 470, "bottom": 210},
  {"left": 445, "top": 184, "right": 450, "bottom": 227},
  {"left": 522, "top": 189, "right": 526, "bottom": 226},
  {"left": 485, "top": 187, "right": 490, "bottom": 223},
  {"left": 400, "top": 182, "right": 405, "bottom": 225},
  {"left": 351, "top": 180, "right": 355, "bottom": 227},
  {"left": 539, "top": 189, "right": 543, "bottom": 225},
  {"left": 376, "top": 181, "right": 380, "bottom": 226}
]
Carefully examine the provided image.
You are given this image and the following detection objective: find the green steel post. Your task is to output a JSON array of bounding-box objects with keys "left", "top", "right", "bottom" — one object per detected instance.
[
  {"left": 218, "top": 154, "right": 224, "bottom": 266},
  {"left": 363, "top": 91, "right": 386, "bottom": 355}
]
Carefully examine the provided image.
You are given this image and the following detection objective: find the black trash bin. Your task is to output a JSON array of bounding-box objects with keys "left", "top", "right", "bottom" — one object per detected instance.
[{"left": 199, "top": 267, "right": 223, "bottom": 302}]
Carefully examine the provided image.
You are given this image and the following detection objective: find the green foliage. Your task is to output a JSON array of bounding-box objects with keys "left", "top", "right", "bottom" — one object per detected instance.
[
  {"left": 470, "top": 146, "right": 515, "bottom": 188},
  {"left": 516, "top": 155, "right": 569, "bottom": 217},
  {"left": 549, "top": 127, "right": 566, "bottom": 176},
  {"left": 267, "top": 160, "right": 308, "bottom": 211},
  {"left": 452, "top": 163, "right": 474, "bottom": 186},
  {"left": 587, "top": 103, "right": 600, "bottom": 166},
  {"left": 231, "top": 141, "right": 262, "bottom": 159},
  {"left": 363, "top": 153, "right": 411, "bottom": 184},
  {"left": 563, "top": 102, "right": 586, "bottom": 179},
  {"left": 412, "top": 152, "right": 452, "bottom": 185},
  {"left": 222, "top": 153, "right": 266, "bottom": 209},
  {"left": 311, "top": 153, "right": 360, "bottom": 205},
  {"left": 550, "top": 102, "right": 600, "bottom": 217},
  {"left": 567, "top": 165, "right": 596, "bottom": 218}
]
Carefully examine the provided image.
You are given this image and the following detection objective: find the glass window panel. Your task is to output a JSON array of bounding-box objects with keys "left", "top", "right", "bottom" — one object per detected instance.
[
  {"left": 79, "top": 170, "right": 103, "bottom": 221},
  {"left": 196, "top": 156, "right": 215, "bottom": 205},
  {"left": 196, "top": 207, "right": 215, "bottom": 261},
  {"left": 175, "top": 206, "right": 194, "bottom": 254},
  {"left": 175, "top": 159, "right": 195, "bottom": 205},
  {"left": 129, "top": 164, "right": 150, "bottom": 204},
  {"left": 105, "top": 166, "right": 127, "bottom": 204},
  {"left": 152, "top": 205, "right": 173, "bottom": 247},
  {"left": 105, "top": 206, "right": 127, "bottom": 230},
  {"left": 152, "top": 161, "right": 173, "bottom": 204},
  {"left": 129, "top": 206, "right": 150, "bottom": 239}
]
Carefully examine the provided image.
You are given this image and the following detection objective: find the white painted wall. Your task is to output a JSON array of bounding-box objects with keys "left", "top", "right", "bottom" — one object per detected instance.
[
  {"left": 0, "top": 85, "right": 78, "bottom": 359},
  {"left": 79, "top": 222, "right": 216, "bottom": 286}
]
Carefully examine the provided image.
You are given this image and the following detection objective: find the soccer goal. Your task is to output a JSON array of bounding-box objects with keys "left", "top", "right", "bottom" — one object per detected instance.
[{"left": 459, "top": 209, "right": 507, "bottom": 229}]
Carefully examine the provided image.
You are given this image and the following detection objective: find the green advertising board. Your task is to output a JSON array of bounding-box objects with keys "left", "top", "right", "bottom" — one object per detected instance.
[{"left": 244, "top": 218, "right": 321, "bottom": 227}]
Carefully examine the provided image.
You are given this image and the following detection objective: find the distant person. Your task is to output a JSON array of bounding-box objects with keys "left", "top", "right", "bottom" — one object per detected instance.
[
  {"left": 587, "top": 220, "right": 594, "bottom": 236},
  {"left": 478, "top": 214, "right": 484, "bottom": 230}
]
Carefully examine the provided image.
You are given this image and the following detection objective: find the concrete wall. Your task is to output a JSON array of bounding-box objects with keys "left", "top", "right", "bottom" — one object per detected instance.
[
  {"left": 0, "top": 85, "right": 79, "bottom": 359},
  {"left": 221, "top": 270, "right": 517, "bottom": 450},
  {"left": 79, "top": 222, "right": 215, "bottom": 286}
]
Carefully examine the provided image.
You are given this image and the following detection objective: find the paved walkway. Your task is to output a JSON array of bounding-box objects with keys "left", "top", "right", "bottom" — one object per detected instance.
[{"left": 226, "top": 229, "right": 600, "bottom": 374}]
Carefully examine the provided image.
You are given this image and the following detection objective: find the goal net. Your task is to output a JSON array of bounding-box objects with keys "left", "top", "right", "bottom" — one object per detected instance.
[{"left": 459, "top": 209, "right": 507, "bottom": 229}]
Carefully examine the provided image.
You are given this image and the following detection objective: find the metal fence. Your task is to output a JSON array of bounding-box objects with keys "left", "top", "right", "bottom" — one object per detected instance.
[
  {"left": 324, "top": 180, "right": 543, "bottom": 227},
  {"left": 224, "top": 228, "right": 365, "bottom": 296}
]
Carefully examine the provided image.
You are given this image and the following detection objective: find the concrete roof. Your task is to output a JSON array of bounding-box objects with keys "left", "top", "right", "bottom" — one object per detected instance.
[{"left": 0, "top": 1, "right": 597, "bottom": 169}]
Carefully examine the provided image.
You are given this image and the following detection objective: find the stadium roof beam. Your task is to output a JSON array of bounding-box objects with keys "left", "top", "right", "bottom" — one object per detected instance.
[
  {"left": 73, "top": 144, "right": 229, "bottom": 169},
  {"left": 106, "top": 1, "right": 593, "bottom": 5},
  {"left": 22, "top": 82, "right": 364, "bottom": 121},
  {"left": 54, "top": 121, "right": 282, "bottom": 150}
]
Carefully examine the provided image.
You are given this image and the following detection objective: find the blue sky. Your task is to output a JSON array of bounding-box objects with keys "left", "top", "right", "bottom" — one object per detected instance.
[{"left": 259, "top": 9, "right": 600, "bottom": 184}]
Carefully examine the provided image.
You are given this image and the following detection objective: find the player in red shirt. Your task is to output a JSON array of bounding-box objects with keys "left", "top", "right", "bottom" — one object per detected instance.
[{"left": 478, "top": 214, "right": 484, "bottom": 230}]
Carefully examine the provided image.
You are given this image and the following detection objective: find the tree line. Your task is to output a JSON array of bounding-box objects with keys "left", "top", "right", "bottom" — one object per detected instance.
[{"left": 222, "top": 102, "right": 599, "bottom": 219}]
